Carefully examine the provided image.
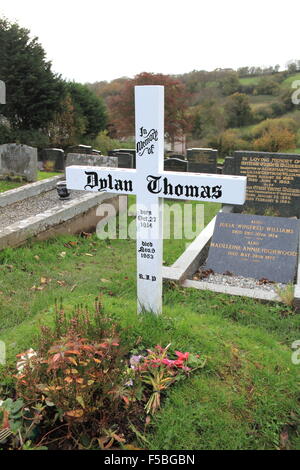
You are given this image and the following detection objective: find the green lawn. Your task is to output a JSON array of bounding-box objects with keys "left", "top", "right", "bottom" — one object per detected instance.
[
  {"left": 0, "top": 200, "right": 299, "bottom": 449},
  {"left": 282, "top": 73, "right": 300, "bottom": 88},
  {"left": 0, "top": 171, "right": 61, "bottom": 193}
]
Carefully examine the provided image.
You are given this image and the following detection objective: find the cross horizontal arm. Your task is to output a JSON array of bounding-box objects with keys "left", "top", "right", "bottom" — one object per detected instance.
[
  {"left": 66, "top": 165, "right": 138, "bottom": 195},
  {"left": 153, "top": 170, "right": 247, "bottom": 205}
]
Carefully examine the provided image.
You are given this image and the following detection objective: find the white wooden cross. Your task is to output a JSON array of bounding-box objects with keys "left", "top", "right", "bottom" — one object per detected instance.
[{"left": 66, "top": 86, "right": 247, "bottom": 314}]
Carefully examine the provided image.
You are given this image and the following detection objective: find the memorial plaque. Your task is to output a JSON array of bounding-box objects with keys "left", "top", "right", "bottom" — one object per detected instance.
[
  {"left": 164, "top": 157, "right": 188, "bottom": 172},
  {"left": 187, "top": 148, "right": 218, "bottom": 173},
  {"left": 206, "top": 212, "right": 300, "bottom": 283},
  {"left": 225, "top": 151, "right": 300, "bottom": 217}
]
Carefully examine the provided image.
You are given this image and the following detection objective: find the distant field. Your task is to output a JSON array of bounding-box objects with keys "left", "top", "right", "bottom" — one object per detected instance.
[
  {"left": 239, "top": 76, "right": 270, "bottom": 86},
  {"left": 282, "top": 73, "right": 300, "bottom": 88}
]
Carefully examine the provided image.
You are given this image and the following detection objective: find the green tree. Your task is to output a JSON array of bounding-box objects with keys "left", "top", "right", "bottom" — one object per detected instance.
[
  {"left": 224, "top": 92, "right": 252, "bottom": 127},
  {"left": 0, "top": 18, "right": 65, "bottom": 130},
  {"left": 67, "top": 82, "right": 107, "bottom": 139}
]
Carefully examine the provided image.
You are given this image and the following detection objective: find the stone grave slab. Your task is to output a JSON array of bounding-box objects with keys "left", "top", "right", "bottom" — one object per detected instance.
[
  {"left": 114, "top": 152, "right": 133, "bottom": 168},
  {"left": 41, "top": 148, "right": 65, "bottom": 172},
  {"left": 65, "top": 153, "right": 118, "bottom": 169},
  {"left": 224, "top": 151, "right": 300, "bottom": 217},
  {"left": 187, "top": 148, "right": 218, "bottom": 173},
  {"left": 164, "top": 157, "right": 188, "bottom": 172},
  {"left": 206, "top": 212, "right": 300, "bottom": 283}
]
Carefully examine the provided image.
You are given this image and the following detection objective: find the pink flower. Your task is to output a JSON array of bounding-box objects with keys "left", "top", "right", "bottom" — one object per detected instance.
[{"left": 175, "top": 351, "right": 189, "bottom": 361}]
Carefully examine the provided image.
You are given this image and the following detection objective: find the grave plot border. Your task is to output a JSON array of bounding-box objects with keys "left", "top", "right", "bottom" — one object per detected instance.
[{"left": 162, "top": 205, "right": 300, "bottom": 306}]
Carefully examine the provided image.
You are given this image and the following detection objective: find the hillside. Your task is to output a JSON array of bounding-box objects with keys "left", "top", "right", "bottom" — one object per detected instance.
[{"left": 88, "top": 66, "right": 300, "bottom": 156}]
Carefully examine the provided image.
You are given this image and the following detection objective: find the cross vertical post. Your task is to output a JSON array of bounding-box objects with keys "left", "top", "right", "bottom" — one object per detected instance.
[{"left": 135, "top": 86, "right": 164, "bottom": 314}]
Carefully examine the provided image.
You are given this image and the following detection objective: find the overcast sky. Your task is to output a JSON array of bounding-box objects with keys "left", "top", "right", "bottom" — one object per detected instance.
[{"left": 0, "top": 0, "right": 299, "bottom": 83}]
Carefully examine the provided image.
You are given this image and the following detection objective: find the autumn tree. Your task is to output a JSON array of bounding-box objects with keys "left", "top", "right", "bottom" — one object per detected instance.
[{"left": 108, "top": 72, "right": 190, "bottom": 145}]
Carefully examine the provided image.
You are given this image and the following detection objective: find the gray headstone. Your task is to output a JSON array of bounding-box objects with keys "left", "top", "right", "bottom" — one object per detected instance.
[
  {"left": 206, "top": 212, "right": 300, "bottom": 283},
  {"left": 112, "top": 149, "right": 136, "bottom": 168},
  {"left": 164, "top": 157, "right": 188, "bottom": 172},
  {"left": 41, "top": 148, "right": 65, "bottom": 172},
  {"left": 65, "top": 153, "right": 118, "bottom": 169},
  {"left": 114, "top": 152, "right": 133, "bottom": 168},
  {"left": 187, "top": 148, "right": 218, "bottom": 173},
  {"left": 226, "top": 151, "right": 300, "bottom": 217},
  {"left": 0, "top": 143, "right": 38, "bottom": 182}
]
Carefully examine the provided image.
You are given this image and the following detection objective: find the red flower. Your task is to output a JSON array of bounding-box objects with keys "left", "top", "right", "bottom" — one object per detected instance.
[{"left": 175, "top": 351, "right": 189, "bottom": 361}]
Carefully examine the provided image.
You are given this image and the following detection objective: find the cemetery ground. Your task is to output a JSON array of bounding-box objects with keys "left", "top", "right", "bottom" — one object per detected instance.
[
  {"left": 0, "top": 171, "right": 60, "bottom": 193},
  {"left": 0, "top": 199, "right": 300, "bottom": 450}
]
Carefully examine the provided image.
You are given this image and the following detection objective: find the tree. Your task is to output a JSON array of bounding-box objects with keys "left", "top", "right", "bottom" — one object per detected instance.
[
  {"left": 224, "top": 92, "right": 252, "bottom": 127},
  {"left": 48, "top": 94, "right": 85, "bottom": 147},
  {"left": 217, "top": 73, "right": 240, "bottom": 96},
  {"left": 0, "top": 18, "right": 65, "bottom": 130},
  {"left": 67, "top": 82, "right": 107, "bottom": 139},
  {"left": 108, "top": 72, "right": 190, "bottom": 145}
]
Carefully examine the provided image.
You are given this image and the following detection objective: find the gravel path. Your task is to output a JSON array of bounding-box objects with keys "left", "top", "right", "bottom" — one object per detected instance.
[
  {"left": 0, "top": 189, "right": 84, "bottom": 228},
  {"left": 194, "top": 265, "right": 287, "bottom": 292}
]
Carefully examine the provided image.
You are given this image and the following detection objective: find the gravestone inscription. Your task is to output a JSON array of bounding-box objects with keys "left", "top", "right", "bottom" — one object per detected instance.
[
  {"left": 206, "top": 212, "right": 300, "bottom": 283},
  {"left": 224, "top": 151, "right": 300, "bottom": 217},
  {"left": 187, "top": 148, "right": 218, "bottom": 174}
]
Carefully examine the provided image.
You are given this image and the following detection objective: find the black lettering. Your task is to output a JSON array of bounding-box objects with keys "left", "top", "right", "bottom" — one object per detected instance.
[{"left": 147, "top": 175, "right": 162, "bottom": 194}]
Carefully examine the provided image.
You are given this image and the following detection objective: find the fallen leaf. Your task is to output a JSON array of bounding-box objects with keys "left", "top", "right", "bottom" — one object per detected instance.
[
  {"left": 59, "top": 252, "right": 66, "bottom": 258},
  {"left": 65, "top": 409, "right": 84, "bottom": 418},
  {"left": 34, "top": 255, "right": 40, "bottom": 261},
  {"left": 100, "top": 278, "right": 110, "bottom": 283},
  {"left": 85, "top": 253, "right": 93, "bottom": 257},
  {"left": 70, "top": 284, "right": 77, "bottom": 292},
  {"left": 57, "top": 280, "right": 66, "bottom": 287}
]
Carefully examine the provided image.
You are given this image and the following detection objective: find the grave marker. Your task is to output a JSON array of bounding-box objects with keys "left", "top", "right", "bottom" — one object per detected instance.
[
  {"left": 66, "top": 86, "right": 247, "bottom": 314},
  {"left": 225, "top": 151, "right": 300, "bottom": 217},
  {"left": 164, "top": 157, "right": 188, "bottom": 172},
  {"left": 187, "top": 148, "right": 218, "bottom": 174},
  {"left": 206, "top": 212, "right": 300, "bottom": 283}
]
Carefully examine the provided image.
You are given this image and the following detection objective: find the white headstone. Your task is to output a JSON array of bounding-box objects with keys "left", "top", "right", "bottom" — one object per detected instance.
[{"left": 66, "top": 86, "right": 247, "bottom": 314}]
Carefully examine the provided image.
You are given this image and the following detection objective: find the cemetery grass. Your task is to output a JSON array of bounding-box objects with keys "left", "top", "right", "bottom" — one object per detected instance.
[
  {"left": 0, "top": 201, "right": 300, "bottom": 450},
  {"left": 0, "top": 171, "right": 60, "bottom": 193}
]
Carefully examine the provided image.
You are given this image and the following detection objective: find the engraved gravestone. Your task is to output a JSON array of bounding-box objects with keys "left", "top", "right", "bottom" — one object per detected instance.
[
  {"left": 164, "top": 157, "right": 188, "bottom": 172},
  {"left": 224, "top": 151, "right": 300, "bottom": 217},
  {"left": 114, "top": 152, "right": 133, "bottom": 169},
  {"left": 187, "top": 148, "right": 218, "bottom": 173},
  {"left": 65, "top": 153, "right": 118, "bottom": 169},
  {"left": 111, "top": 149, "right": 136, "bottom": 168},
  {"left": 0, "top": 143, "right": 37, "bottom": 182},
  {"left": 41, "top": 148, "right": 65, "bottom": 171},
  {"left": 206, "top": 212, "right": 300, "bottom": 283}
]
